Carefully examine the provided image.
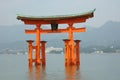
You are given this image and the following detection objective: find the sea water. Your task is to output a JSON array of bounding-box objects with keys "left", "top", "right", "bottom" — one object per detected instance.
[{"left": 0, "top": 53, "right": 120, "bottom": 80}]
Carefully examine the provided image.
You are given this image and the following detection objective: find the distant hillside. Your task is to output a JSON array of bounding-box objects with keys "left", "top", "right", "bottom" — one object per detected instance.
[
  {"left": 0, "top": 25, "right": 27, "bottom": 43},
  {"left": 0, "top": 25, "right": 66, "bottom": 49},
  {"left": 77, "top": 21, "right": 120, "bottom": 47},
  {"left": 0, "top": 21, "right": 120, "bottom": 49}
]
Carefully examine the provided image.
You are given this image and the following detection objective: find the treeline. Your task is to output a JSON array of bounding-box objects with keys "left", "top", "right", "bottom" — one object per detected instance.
[{"left": 81, "top": 45, "right": 120, "bottom": 53}]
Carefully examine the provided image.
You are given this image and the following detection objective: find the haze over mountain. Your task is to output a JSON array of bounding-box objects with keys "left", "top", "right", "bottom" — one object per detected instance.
[
  {"left": 77, "top": 21, "right": 120, "bottom": 47},
  {"left": 0, "top": 21, "right": 120, "bottom": 49}
]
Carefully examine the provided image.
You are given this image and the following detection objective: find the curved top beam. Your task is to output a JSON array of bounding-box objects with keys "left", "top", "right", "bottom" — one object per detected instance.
[{"left": 17, "top": 9, "right": 95, "bottom": 24}]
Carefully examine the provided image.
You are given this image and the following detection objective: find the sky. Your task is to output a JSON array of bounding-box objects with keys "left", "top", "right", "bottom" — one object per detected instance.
[{"left": 0, "top": 0, "right": 120, "bottom": 27}]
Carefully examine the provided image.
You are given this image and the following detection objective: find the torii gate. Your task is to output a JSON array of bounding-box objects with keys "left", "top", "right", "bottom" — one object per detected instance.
[{"left": 17, "top": 9, "right": 95, "bottom": 66}]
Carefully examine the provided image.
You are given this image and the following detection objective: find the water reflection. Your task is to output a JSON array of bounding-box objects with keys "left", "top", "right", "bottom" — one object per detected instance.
[
  {"left": 65, "top": 65, "right": 80, "bottom": 80},
  {"left": 28, "top": 64, "right": 81, "bottom": 80},
  {"left": 28, "top": 65, "right": 46, "bottom": 80}
]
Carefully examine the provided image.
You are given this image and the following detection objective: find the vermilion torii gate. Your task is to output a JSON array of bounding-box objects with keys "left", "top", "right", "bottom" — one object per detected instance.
[{"left": 17, "top": 9, "right": 95, "bottom": 66}]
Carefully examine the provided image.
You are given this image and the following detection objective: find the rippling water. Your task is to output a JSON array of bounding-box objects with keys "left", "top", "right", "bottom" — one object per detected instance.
[{"left": 0, "top": 53, "right": 120, "bottom": 80}]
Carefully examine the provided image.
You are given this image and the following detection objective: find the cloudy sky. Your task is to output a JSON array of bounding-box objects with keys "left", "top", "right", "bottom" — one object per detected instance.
[{"left": 0, "top": 0, "right": 119, "bottom": 27}]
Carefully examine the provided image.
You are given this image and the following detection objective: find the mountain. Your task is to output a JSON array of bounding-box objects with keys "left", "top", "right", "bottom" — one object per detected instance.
[
  {"left": 0, "top": 21, "right": 120, "bottom": 49},
  {"left": 97, "top": 21, "right": 120, "bottom": 45},
  {"left": 78, "top": 21, "right": 120, "bottom": 47},
  {"left": 0, "top": 25, "right": 66, "bottom": 49},
  {"left": 0, "top": 25, "right": 27, "bottom": 43}
]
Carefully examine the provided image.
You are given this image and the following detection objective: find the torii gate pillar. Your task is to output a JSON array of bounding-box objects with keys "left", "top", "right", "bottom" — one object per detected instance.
[
  {"left": 68, "top": 23, "right": 76, "bottom": 65},
  {"left": 41, "top": 41, "right": 47, "bottom": 66},
  {"left": 26, "top": 40, "right": 34, "bottom": 66},
  {"left": 26, "top": 39, "right": 47, "bottom": 66},
  {"left": 74, "top": 40, "right": 81, "bottom": 65},
  {"left": 63, "top": 39, "right": 70, "bottom": 66},
  {"left": 35, "top": 24, "right": 41, "bottom": 65},
  {"left": 63, "top": 39, "right": 81, "bottom": 66}
]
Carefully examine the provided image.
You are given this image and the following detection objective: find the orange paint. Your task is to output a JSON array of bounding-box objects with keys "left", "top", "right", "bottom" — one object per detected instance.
[
  {"left": 74, "top": 40, "right": 81, "bottom": 65},
  {"left": 63, "top": 39, "right": 70, "bottom": 66},
  {"left": 26, "top": 40, "right": 34, "bottom": 66},
  {"left": 26, "top": 39, "right": 47, "bottom": 66},
  {"left": 41, "top": 41, "right": 47, "bottom": 65},
  {"left": 17, "top": 10, "right": 95, "bottom": 66},
  {"left": 25, "top": 24, "right": 84, "bottom": 66},
  {"left": 68, "top": 23, "right": 76, "bottom": 65},
  {"left": 35, "top": 24, "right": 41, "bottom": 65}
]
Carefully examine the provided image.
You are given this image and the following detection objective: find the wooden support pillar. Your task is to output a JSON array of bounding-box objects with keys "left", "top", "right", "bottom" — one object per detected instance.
[
  {"left": 35, "top": 24, "right": 41, "bottom": 65},
  {"left": 26, "top": 40, "right": 34, "bottom": 67},
  {"left": 74, "top": 40, "right": 81, "bottom": 65},
  {"left": 68, "top": 23, "right": 76, "bottom": 65},
  {"left": 63, "top": 39, "right": 70, "bottom": 66},
  {"left": 41, "top": 41, "right": 47, "bottom": 66}
]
